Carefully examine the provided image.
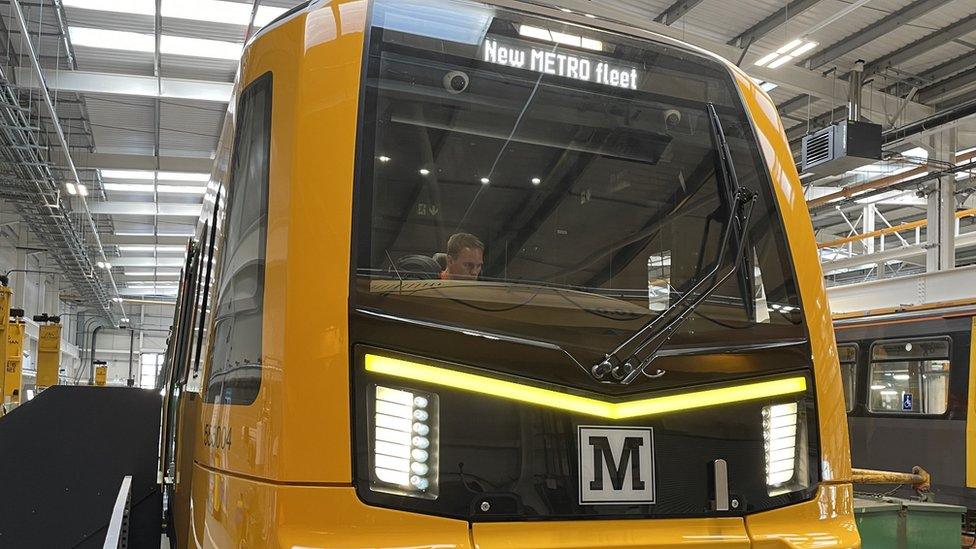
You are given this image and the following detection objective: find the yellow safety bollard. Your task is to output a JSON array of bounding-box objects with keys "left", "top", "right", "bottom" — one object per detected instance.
[
  {"left": 4, "top": 309, "right": 25, "bottom": 411},
  {"left": 94, "top": 360, "right": 107, "bottom": 386},
  {"left": 0, "top": 284, "right": 11, "bottom": 398},
  {"left": 35, "top": 315, "right": 62, "bottom": 389}
]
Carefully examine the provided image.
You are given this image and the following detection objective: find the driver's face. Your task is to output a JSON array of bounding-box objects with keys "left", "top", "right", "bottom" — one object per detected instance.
[{"left": 446, "top": 247, "right": 484, "bottom": 280}]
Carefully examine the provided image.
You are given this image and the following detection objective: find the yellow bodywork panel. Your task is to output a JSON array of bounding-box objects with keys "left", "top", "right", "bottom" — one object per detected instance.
[
  {"left": 189, "top": 464, "right": 472, "bottom": 548},
  {"left": 745, "top": 484, "right": 860, "bottom": 549},
  {"left": 36, "top": 323, "right": 61, "bottom": 388},
  {"left": 472, "top": 518, "right": 750, "bottom": 548},
  {"left": 968, "top": 317, "right": 976, "bottom": 487},
  {"left": 195, "top": 0, "right": 366, "bottom": 483},
  {"left": 730, "top": 70, "right": 852, "bottom": 484}
]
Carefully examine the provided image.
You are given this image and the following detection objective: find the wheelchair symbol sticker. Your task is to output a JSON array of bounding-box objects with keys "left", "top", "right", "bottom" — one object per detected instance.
[{"left": 902, "top": 392, "right": 913, "bottom": 411}]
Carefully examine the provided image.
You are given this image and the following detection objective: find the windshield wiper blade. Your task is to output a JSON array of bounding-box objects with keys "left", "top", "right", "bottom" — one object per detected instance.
[{"left": 590, "top": 103, "right": 757, "bottom": 384}]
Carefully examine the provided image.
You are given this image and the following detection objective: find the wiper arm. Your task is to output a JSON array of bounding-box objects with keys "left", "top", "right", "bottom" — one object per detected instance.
[{"left": 590, "top": 103, "right": 757, "bottom": 384}]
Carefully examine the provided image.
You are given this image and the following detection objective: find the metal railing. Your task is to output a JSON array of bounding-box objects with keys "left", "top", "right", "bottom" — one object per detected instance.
[{"left": 103, "top": 475, "right": 132, "bottom": 549}]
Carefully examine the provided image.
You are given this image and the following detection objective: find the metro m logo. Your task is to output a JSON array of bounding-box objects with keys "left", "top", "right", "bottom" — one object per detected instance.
[{"left": 578, "top": 426, "right": 655, "bottom": 504}]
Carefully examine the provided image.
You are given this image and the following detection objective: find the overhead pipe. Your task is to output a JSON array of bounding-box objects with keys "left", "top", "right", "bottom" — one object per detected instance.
[
  {"left": 883, "top": 96, "right": 976, "bottom": 146},
  {"left": 807, "top": 148, "right": 976, "bottom": 209},
  {"left": 848, "top": 60, "right": 864, "bottom": 121}
]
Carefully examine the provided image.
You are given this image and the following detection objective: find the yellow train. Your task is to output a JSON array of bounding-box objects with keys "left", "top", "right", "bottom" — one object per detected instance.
[{"left": 159, "top": 0, "right": 859, "bottom": 546}]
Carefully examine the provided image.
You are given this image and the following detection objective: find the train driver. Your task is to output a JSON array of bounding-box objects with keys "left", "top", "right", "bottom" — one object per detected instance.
[{"left": 440, "top": 232, "right": 484, "bottom": 280}]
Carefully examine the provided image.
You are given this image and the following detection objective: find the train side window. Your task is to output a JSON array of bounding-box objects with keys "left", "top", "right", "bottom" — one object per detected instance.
[
  {"left": 868, "top": 338, "right": 950, "bottom": 415},
  {"left": 837, "top": 343, "right": 857, "bottom": 412},
  {"left": 205, "top": 72, "right": 272, "bottom": 405}
]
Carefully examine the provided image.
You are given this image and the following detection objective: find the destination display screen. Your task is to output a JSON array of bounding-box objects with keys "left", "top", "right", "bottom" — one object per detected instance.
[{"left": 482, "top": 37, "right": 640, "bottom": 90}]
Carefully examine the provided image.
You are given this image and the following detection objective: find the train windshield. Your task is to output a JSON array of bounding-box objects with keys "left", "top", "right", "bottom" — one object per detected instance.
[{"left": 353, "top": 0, "right": 805, "bottom": 365}]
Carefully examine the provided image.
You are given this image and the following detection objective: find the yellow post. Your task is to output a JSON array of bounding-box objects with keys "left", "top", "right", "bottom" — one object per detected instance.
[
  {"left": 94, "top": 362, "right": 107, "bottom": 386},
  {"left": 0, "top": 285, "right": 10, "bottom": 397},
  {"left": 36, "top": 322, "right": 61, "bottom": 389},
  {"left": 4, "top": 318, "right": 25, "bottom": 406}
]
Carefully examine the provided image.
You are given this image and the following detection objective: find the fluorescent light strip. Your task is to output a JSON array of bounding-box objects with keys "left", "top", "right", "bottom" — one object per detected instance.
[
  {"left": 754, "top": 52, "right": 779, "bottom": 67},
  {"left": 62, "top": 0, "right": 286, "bottom": 27},
  {"left": 790, "top": 41, "right": 818, "bottom": 57},
  {"left": 767, "top": 55, "right": 794, "bottom": 69},
  {"left": 776, "top": 39, "right": 803, "bottom": 55},
  {"left": 115, "top": 231, "right": 194, "bottom": 237},
  {"left": 69, "top": 27, "right": 242, "bottom": 60},
  {"left": 103, "top": 183, "right": 206, "bottom": 194},
  {"left": 517, "top": 24, "right": 602, "bottom": 51},
  {"left": 101, "top": 169, "right": 209, "bottom": 181},
  {"left": 365, "top": 354, "right": 807, "bottom": 420},
  {"left": 119, "top": 245, "right": 185, "bottom": 252}
]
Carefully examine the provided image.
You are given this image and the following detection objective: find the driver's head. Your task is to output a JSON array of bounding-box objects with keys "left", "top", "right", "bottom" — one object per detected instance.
[{"left": 444, "top": 233, "right": 484, "bottom": 280}]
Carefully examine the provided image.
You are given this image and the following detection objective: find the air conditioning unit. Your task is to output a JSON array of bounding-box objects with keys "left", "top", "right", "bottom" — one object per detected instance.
[{"left": 800, "top": 120, "right": 882, "bottom": 177}]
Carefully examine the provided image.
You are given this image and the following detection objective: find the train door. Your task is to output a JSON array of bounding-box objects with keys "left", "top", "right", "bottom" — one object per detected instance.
[{"left": 160, "top": 241, "right": 200, "bottom": 544}]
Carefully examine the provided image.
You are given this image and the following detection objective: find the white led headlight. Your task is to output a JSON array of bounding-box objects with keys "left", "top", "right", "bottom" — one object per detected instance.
[
  {"left": 762, "top": 401, "right": 808, "bottom": 495},
  {"left": 369, "top": 385, "right": 438, "bottom": 498}
]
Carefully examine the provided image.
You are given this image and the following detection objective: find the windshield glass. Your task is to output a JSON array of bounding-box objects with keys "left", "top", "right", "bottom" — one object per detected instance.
[{"left": 352, "top": 0, "right": 805, "bottom": 366}]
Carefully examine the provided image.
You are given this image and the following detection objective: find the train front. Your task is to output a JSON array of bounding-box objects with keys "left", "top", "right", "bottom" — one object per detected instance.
[
  {"left": 194, "top": 0, "right": 859, "bottom": 546},
  {"left": 342, "top": 0, "right": 857, "bottom": 547}
]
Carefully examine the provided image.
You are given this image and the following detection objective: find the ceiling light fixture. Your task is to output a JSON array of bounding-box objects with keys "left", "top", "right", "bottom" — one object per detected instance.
[
  {"left": 62, "top": 0, "right": 286, "bottom": 27},
  {"left": 69, "top": 27, "right": 242, "bottom": 60},
  {"left": 78, "top": 184, "right": 89, "bottom": 197},
  {"left": 753, "top": 39, "right": 818, "bottom": 69},
  {"left": 480, "top": 177, "right": 490, "bottom": 184},
  {"left": 100, "top": 169, "right": 209, "bottom": 182},
  {"left": 517, "top": 24, "right": 602, "bottom": 51},
  {"left": 66, "top": 183, "right": 78, "bottom": 195}
]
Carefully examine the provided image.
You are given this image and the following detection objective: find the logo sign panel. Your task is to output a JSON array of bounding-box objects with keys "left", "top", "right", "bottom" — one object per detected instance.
[{"left": 578, "top": 426, "right": 654, "bottom": 504}]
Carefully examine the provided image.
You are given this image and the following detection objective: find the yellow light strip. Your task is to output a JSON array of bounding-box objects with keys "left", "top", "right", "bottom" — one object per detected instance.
[{"left": 365, "top": 354, "right": 807, "bottom": 420}]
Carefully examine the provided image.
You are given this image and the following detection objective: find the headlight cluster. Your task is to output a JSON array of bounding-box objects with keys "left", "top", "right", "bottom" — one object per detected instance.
[
  {"left": 762, "top": 401, "right": 808, "bottom": 495},
  {"left": 369, "top": 385, "right": 438, "bottom": 499}
]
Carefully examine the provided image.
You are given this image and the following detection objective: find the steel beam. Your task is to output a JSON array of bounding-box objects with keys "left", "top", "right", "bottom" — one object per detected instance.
[
  {"left": 917, "top": 67, "right": 976, "bottom": 105},
  {"left": 803, "top": 0, "right": 952, "bottom": 70},
  {"left": 727, "top": 0, "right": 823, "bottom": 47},
  {"left": 50, "top": 152, "right": 212, "bottom": 173},
  {"left": 87, "top": 202, "right": 202, "bottom": 217},
  {"left": 777, "top": 94, "right": 813, "bottom": 117},
  {"left": 654, "top": 0, "right": 704, "bottom": 25},
  {"left": 864, "top": 12, "right": 976, "bottom": 79},
  {"left": 110, "top": 258, "right": 185, "bottom": 267},
  {"left": 13, "top": 67, "right": 232, "bottom": 103},
  {"left": 100, "top": 235, "right": 190, "bottom": 245},
  {"left": 827, "top": 264, "right": 976, "bottom": 313},
  {"left": 821, "top": 230, "right": 976, "bottom": 274},
  {"left": 936, "top": 87, "right": 976, "bottom": 110}
]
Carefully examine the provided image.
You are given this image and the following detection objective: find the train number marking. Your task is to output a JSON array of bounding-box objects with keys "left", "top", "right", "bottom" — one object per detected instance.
[{"left": 203, "top": 423, "right": 232, "bottom": 449}]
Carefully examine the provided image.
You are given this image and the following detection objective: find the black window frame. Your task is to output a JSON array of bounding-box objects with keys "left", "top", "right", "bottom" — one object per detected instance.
[
  {"left": 837, "top": 342, "right": 858, "bottom": 413},
  {"left": 866, "top": 336, "right": 952, "bottom": 417}
]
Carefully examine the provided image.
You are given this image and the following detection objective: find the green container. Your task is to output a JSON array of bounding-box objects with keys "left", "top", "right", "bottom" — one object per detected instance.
[
  {"left": 854, "top": 498, "right": 901, "bottom": 549},
  {"left": 902, "top": 499, "right": 966, "bottom": 549},
  {"left": 854, "top": 497, "right": 965, "bottom": 549}
]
